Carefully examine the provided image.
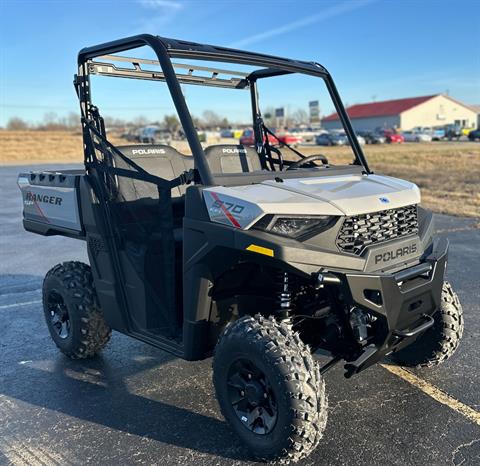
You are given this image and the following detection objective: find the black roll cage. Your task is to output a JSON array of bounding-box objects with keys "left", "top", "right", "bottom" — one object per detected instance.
[{"left": 76, "top": 34, "right": 371, "bottom": 185}]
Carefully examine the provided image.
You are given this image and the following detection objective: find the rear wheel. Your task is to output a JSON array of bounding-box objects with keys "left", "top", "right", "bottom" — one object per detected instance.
[
  {"left": 213, "top": 314, "right": 327, "bottom": 463},
  {"left": 390, "top": 281, "right": 463, "bottom": 367},
  {"left": 43, "top": 261, "right": 111, "bottom": 359}
]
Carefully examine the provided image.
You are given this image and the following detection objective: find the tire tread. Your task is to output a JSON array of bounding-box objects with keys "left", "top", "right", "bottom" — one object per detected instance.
[
  {"left": 391, "top": 281, "right": 463, "bottom": 368},
  {"left": 43, "top": 261, "right": 111, "bottom": 359},
  {"left": 213, "top": 314, "right": 327, "bottom": 463}
]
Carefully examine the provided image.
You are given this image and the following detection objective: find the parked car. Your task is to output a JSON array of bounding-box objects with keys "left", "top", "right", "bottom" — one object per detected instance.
[
  {"left": 141, "top": 126, "right": 172, "bottom": 145},
  {"left": 289, "top": 127, "right": 322, "bottom": 142},
  {"left": 339, "top": 131, "right": 365, "bottom": 146},
  {"left": 355, "top": 134, "right": 366, "bottom": 145},
  {"left": 315, "top": 132, "right": 348, "bottom": 146},
  {"left": 444, "top": 124, "right": 462, "bottom": 141},
  {"left": 220, "top": 129, "right": 234, "bottom": 138},
  {"left": 239, "top": 128, "right": 284, "bottom": 146},
  {"left": 468, "top": 128, "right": 480, "bottom": 141},
  {"left": 431, "top": 127, "right": 446, "bottom": 140},
  {"left": 122, "top": 128, "right": 142, "bottom": 142},
  {"left": 239, "top": 129, "right": 256, "bottom": 146},
  {"left": 402, "top": 130, "right": 432, "bottom": 143},
  {"left": 239, "top": 128, "right": 280, "bottom": 146},
  {"left": 275, "top": 132, "right": 303, "bottom": 147},
  {"left": 412, "top": 126, "right": 445, "bottom": 140},
  {"left": 357, "top": 131, "right": 386, "bottom": 144},
  {"left": 378, "top": 129, "right": 404, "bottom": 143}
]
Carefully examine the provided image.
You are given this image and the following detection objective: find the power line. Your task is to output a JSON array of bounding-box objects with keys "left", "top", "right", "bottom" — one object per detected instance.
[{"left": 1, "top": 104, "right": 175, "bottom": 111}]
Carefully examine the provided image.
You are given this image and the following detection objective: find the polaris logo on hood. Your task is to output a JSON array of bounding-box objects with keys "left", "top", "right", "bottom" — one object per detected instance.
[{"left": 374, "top": 242, "right": 418, "bottom": 265}]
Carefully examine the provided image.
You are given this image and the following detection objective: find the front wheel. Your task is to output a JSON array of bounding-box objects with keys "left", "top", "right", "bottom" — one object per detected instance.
[
  {"left": 390, "top": 281, "right": 463, "bottom": 367},
  {"left": 213, "top": 314, "right": 327, "bottom": 463},
  {"left": 43, "top": 261, "right": 111, "bottom": 359}
]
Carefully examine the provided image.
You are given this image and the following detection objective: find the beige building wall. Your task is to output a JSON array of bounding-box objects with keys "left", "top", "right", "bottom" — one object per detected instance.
[
  {"left": 323, "top": 115, "right": 400, "bottom": 131},
  {"left": 400, "top": 95, "right": 477, "bottom": 130}
]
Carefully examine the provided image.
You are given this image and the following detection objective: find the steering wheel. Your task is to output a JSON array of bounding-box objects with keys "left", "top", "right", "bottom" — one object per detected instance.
[{"left": 286, "top": 154, "right": 329, "bottom": 170}]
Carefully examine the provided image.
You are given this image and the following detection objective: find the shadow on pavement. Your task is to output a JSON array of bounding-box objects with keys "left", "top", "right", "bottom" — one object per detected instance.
[{"left": 0, "top": 341, "right": 249, "bottom": 462}]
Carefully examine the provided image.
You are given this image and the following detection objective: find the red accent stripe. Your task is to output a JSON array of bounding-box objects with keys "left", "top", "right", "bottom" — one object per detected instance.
[
  {"left": 210, "top": 192, "right": 241, "bottom": 228},
  {"left": 32, "top": 197, "right": 51, "bottom": 224}
]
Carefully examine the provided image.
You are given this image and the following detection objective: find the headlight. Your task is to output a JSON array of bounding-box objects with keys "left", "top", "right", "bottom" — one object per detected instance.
[{"left": 252, "top": 214, "right": 336, "bottom": 239}]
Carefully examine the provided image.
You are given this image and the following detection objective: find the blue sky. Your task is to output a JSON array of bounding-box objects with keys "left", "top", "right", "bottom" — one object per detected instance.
[{"left": 1, "top": 0, "right": 479, "bottom": 126}]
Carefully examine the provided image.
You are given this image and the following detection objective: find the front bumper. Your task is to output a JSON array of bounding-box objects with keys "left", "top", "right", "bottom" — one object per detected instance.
[{"left": 341, "top": 236, "right": 448, "bottom": 377}]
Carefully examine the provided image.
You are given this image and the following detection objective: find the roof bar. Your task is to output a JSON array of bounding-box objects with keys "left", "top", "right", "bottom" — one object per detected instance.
[
  {"left": 98, "top": 54, "right": 251, "bottom": 77},
  {"left": 88, "top": 61, "right": 249, "bottom": 89},
  {"left": 88, "top": 57, "right": 250, "bottom": 89}
]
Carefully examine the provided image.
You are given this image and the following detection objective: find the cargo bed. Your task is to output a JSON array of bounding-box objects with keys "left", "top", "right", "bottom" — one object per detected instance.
[{"left": 18, "top": 169, "right": 86, "bottom": 239}]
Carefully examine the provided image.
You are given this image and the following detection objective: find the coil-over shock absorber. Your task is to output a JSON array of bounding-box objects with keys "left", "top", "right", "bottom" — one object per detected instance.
[{"left": 275, "top": 270, "right": 292, "bottom": 319}]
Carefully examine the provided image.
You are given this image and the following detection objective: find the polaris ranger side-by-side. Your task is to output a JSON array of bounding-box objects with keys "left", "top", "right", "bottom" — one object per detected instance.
[{"left": 18, "top": 35, "right": 463, "bottom": 463}]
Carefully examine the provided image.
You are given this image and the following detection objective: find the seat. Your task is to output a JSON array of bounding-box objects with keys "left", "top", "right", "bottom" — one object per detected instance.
[
  {"left": 203, "top": 144, "right": 262, "bottom": 174},
  {"left": 111, "top": 145, "right": 193, "bottom": 237},
  {"left": 110, "top": 145, "right": 192, "bottom": 333},
  {"left": 114, "top": 145, "right": 193, "bottom": 199}
]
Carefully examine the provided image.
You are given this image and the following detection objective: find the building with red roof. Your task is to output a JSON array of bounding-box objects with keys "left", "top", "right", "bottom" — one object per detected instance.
[{"left": 322, "top": 94, "right": 477, "bottom": 131}]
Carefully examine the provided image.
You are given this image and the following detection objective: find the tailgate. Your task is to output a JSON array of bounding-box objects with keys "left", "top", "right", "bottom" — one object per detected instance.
[{"left": 17, "top": 170, "right": 85, "bottom": 237}]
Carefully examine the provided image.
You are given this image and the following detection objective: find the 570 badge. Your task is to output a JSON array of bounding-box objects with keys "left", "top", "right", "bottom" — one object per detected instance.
[
  {"left": 212, "top": 198, "right": 245, "bottom": 215},
  {"left": 204, "top": 190, "right": 263, "bottom": 229}
]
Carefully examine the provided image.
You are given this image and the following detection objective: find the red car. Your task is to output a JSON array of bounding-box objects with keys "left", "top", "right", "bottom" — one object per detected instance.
[
  {"left": 239, "top": 129, "right": 279, "bottom": 146},
  {"left": 379, "top": 129, "right": 404, "bottom": 143},
  {"left": 239, "top": 129, "right": 301, "bottom": 146},
  {"left": 239, "top": 129, "right": 256, "bottom": 146},
  {"left": 276, "top": 132, "right": 303, "bottom": 146}
]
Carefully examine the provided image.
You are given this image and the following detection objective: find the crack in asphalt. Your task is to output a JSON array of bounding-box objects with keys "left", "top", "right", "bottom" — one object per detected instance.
[{"left": 451, "top": 438, "right": 480, "bottom": 466}]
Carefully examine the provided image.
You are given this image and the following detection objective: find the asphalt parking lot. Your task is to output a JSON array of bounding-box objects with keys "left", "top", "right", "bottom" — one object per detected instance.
[{"left": 0, "top": 164, "right": 479, "bottom": 466}]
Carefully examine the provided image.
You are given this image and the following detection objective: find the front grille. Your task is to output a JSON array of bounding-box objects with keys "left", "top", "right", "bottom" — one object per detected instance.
[{"left": 336, "top": 205, "right": 418, "bottom": 255}]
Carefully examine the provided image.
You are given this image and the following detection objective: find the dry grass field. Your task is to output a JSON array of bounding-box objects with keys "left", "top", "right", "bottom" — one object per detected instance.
[{"left": 1, "top": 130, "right": 479, "bottom": 217}]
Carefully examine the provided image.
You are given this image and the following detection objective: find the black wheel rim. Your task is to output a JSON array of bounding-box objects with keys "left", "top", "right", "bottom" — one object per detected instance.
[
  {"left": 46, "top": 291, "right": 70, "bottom": 339},
  {"left": 226, "top": 358, "right": 278, "bottom": 435}
]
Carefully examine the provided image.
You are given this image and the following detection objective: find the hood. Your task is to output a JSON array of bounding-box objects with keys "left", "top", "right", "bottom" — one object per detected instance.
[
  {"left": 260, "top": 174, "right": 420, "bottom": 216},
  {"left": 203, "top": 173, "right": 420, "bottom": 229}
]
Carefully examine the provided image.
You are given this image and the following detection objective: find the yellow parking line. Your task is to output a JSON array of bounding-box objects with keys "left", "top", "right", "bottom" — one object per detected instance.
[{"left": 382, "top": 364, "right": 480, "bottom": 426}]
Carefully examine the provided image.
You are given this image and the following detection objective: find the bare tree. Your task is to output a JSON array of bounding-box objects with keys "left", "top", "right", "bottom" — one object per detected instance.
[
  {"left": 39, "top": 112, "right": 67, "bottom": 130},
  {"left": 133, "top": 115, "right": 148, "bottom": 127},
  {"left": 43, "top": 112, "right": 58, "bottom": 125},
  {"left": 192, "top": 115, "right": 203, "bottom": 129},
  {"left": 202, "top": 110, "right": 223, "bottom": 129},
  {"left": 262, "top": 107, "right": 275, "bottom": 127},
  {"left": 291, "top": 109, "right": 309, "bottom": 126},
  {"left": 6, "top": 117, "right": 29, "bottom": 130},
  {"left": 66, "top": 112, "right": 80, "bottom": 130},
  {"left": 104, "top": 116, "right": 127, "bottom": 129},
  {"left": 163, "top": 114, "right": 180, "bottom": 133}
]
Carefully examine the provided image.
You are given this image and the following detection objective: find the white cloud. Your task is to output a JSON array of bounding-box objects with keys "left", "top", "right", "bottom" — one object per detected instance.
[
  {"left": 138, "top": 0, "right": 183, "bottom": 10},
  {"left": 229, "top": 0, "right": 377, "bottom": 48},
  {"left": 135, "top": 0, "right": 184, "bottom": 32}
]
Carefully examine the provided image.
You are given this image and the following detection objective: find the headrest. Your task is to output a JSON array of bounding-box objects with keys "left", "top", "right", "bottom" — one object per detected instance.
[
  {"left": 203, "top": 144, "right": 257, "bottom": 157},
  {"left": 204, "top": 145, "right": 262, "bottom": 173},
  {"left": 116, "top": 145, "right": 183, "bottom": 160}
]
